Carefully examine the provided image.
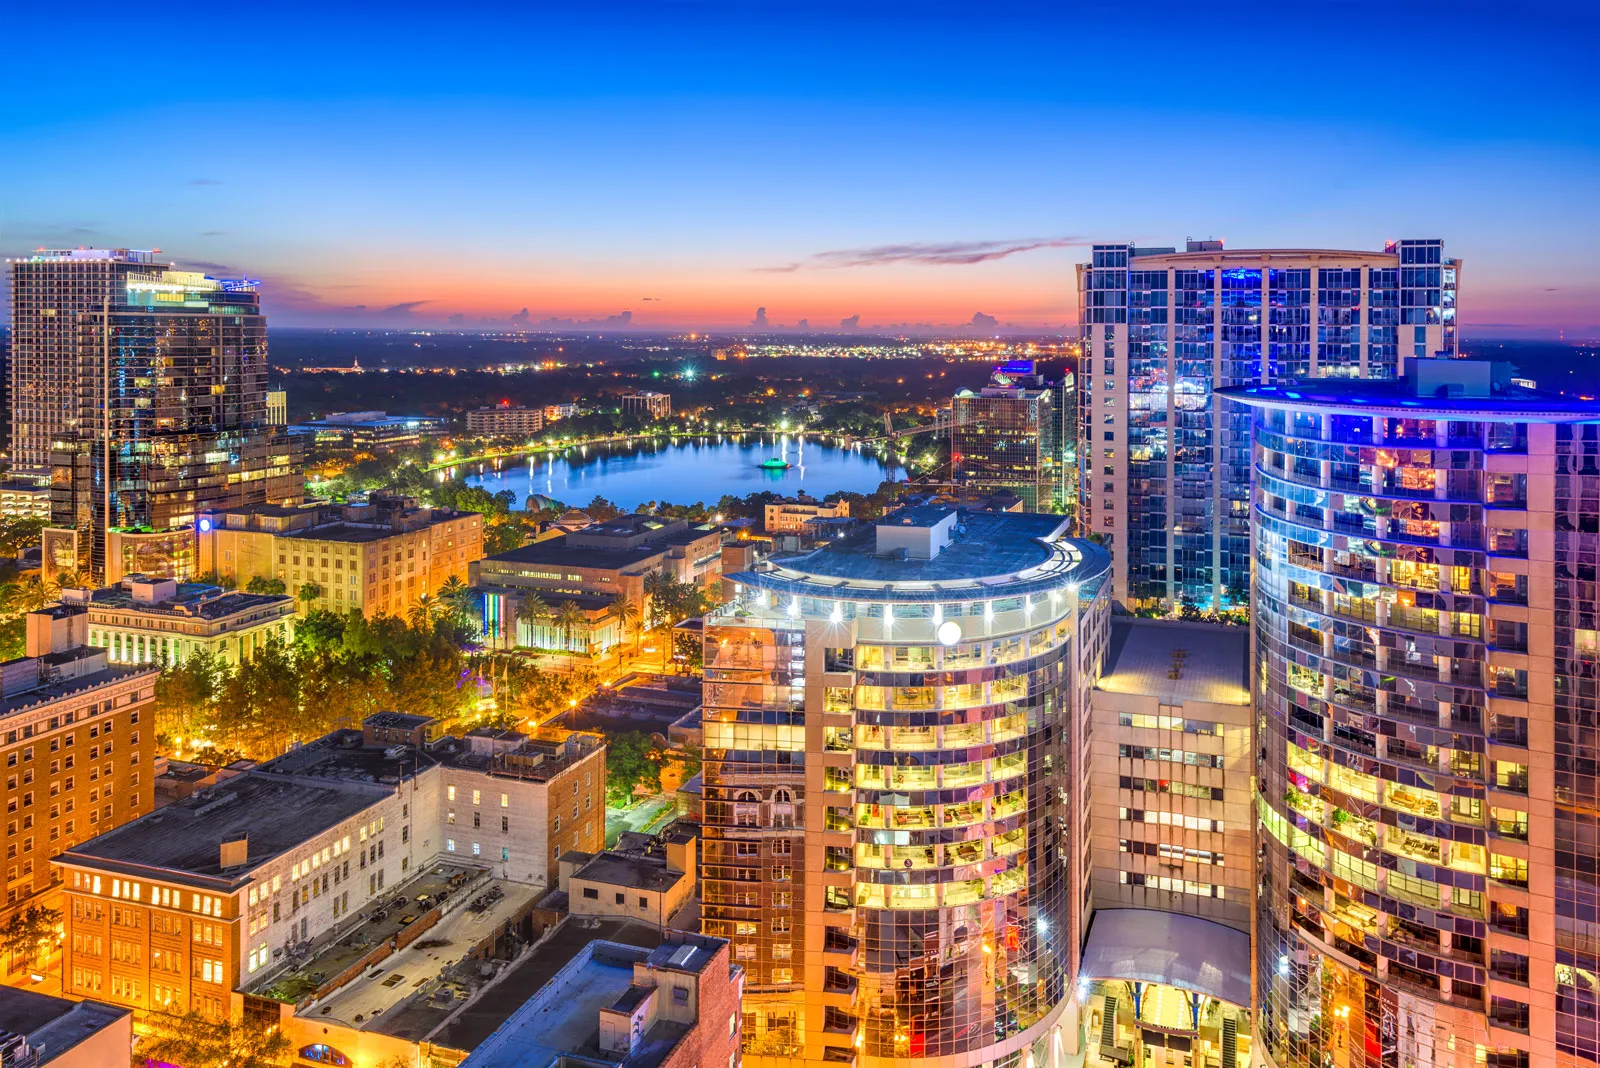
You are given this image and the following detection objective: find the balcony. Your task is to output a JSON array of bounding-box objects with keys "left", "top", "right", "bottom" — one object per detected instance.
[
  {"left": 821, "top": 967, "right": 859, "bottom": 1001},
  {"left": 822, "top": 928, "right": 859, "bottom": 964}
]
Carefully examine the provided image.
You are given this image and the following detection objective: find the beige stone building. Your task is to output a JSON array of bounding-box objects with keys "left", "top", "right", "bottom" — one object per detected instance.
[{"left": 197, "top": 494, "right": 483, "bottom": 617}]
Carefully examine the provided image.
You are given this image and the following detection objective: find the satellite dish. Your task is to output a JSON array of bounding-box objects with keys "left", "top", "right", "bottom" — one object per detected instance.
[{"left": 937, "top": 621, "right": 962, "bottom": 647}]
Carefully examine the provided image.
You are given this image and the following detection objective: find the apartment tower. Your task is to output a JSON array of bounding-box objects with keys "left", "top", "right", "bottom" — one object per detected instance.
[
  {"left": 701, "top": 505, "right": 1111, "bottom": 1068},
  {"left": 27, "top": 254, "right": 302, "bottom": 581},
  {"left": 1078, "top": 238, "right": 1460, "bottom": 612},
  {"left": 1227, "top": 359, "right": 1598, "bottom": 1068}
]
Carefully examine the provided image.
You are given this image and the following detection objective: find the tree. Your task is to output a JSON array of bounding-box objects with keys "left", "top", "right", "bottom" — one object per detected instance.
[
  {"left": 297, "top": 581, "right": 324, "bottom": 608},
  {"left": 585, "top": 495, "right": 622, "bottom": 522},
  {"left": 514, "top": 592, "right": 550, "bottom": 651},
  {"left": 0, "top": 904, "right": 59, "bottom": 973},
  {"left": 613, "top": 594, "right": 642, "bottom": 656},
  {"left": 551, "top": 599, "right": 585, "bottom": 666},
  {"left": 606, "top": 730, "right": 663, "bottom": 805},
  {"left": 154, "top": 651, "right": 225, "bottom": 749},
  {"left": 246, "top": 575, "right": 287, "bottom": 595},
  {"left": 438, "top": 575, "right": 476, "bottom": 626},
  {"left": 139, "top": 1009, "right": 293, "bottom": 1068},
  {"left": 408, "top": 593, "right": 442, "bottom": 630},
  {"left": 0, "top": 517, "right": 44, "bottom": 559}
]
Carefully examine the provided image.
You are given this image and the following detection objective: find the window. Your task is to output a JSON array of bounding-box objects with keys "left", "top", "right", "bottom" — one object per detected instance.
[{"left": 582, "top": 887, "right": 598, "bottom": 900}]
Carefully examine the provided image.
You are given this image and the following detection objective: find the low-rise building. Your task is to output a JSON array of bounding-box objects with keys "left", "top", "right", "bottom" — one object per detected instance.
[
  {"left": 197, "top": 494, "right": 483, "bottom": 618},
  {"left": 621, "top": 392, "right": 671, "bottom": 420},
  {"left": 0, "top": 987, "right": 132, "bottom": 1068},
  {"left": 473, "top": 515, "right": 724, "bottom": 653},
  {"left": 459, "top": 931, "right": 743, "bottom": 1068},
  {"left": 544, "top": 403, "right": 579, "bottom": 422},
  {"left": 560, "top": 831, "right": 697, "bottom": 929},
  {"left": 467, "top": 405, "right": 545, "bottom": 438},
  {"left": 761, "top": 493, "right": 849, "bottom": 535},
  {"left": 0, "top": 610, "right": 156, "bottom": 916},
  {"left": 55, "top": 715, "right": 603, "bottom": 1021},
  {"left": 59, "top": 575, "right": 294, "bottom": 667},
  {"left": 287, "top": 410, "right": 449, "bottom": 458}
]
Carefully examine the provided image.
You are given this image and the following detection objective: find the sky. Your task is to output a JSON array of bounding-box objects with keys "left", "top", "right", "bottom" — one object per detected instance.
[{"left": 3, "top": 1, "right": 1597, "bottom": 336}]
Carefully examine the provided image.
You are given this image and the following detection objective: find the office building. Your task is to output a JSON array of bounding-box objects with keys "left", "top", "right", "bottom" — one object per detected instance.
[
  {"left": 1078, "top": 618, "right": 1255, "bottom": 1066},
  {"left": 1078, "top": 238, "right": 1461, "bottom": 612},
  {"left": 61, "top": 575, "right": 295, "bottom": 667},
  {"left": 473, "top": 515, "right": 725, "bottom": 652},
  {"left": 460, "top": 931, "right": 743, "bottom": 1068},
  {"left": 287, "top": 410, "right": 449, "bottom": 459},
  {"left": 20, "top": 253, "right": 302, "bottom": 582},
  {"left": 196, "top": 494, "right": 483, "bottom": 617},
  {"left": 56, "top": 716, "right": 603, "bottom": 1022},
  {"left": 763, "top": 493, "right": 850, "bottom": 535},
  {"left": 623, "top": 392, "right": 672, "bottom": 420},
  {"left": 466, "top": 404, "right": 545, "bottom": 438},
  {"left": 951, "top": 360, "right": 1067, "bottom": 511},
  {"left": 265, "top": 388, "right": 288, "bottom": 427},
  {"left": 0, "top": 608, "right": 156, "bottom": 915},
  {"left": 1226, "top": 359, "right": 1598, "bottom": 1068},
  {"left": 0, "top": 987, "right": 132, "bottom": 1068},
  {"left": 7, "top": 249, "right": 162, "bottom": 478},
  {"left": 702, "top": 505, "right": 1111, "bottom": 1068}
]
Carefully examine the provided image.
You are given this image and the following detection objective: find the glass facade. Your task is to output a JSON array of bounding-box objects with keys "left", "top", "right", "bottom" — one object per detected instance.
[
  {"left": 1077, "top": 240, "right": 1462, "bottom": 614},
  {"left": 1232, "top": 376, "right": 1600, "bottom": 1068},
  {"left": 951, "top": 366, "right": 1065, "bottom": 512},
  {"left": 700, "top": 511, "right": 1110, "bottom": 1068},
  {"left": 47, "top": 271, "right": 300, "bottom": 579}
]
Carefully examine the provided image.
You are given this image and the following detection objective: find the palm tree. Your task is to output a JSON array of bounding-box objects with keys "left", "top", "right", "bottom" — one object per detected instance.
[
  {"left": 408, "top": 593, "right": 441, "bottom": 630},
  {"left": 552, "top": 600, "right": 585, "bottom": 668},
  {"left": 438, "top": 575, "right": 475, "bottom": 624},
  {"left": 514, "top": 591, "right": 550, "bottom": 651},
  {"left": 613, "top": 593, "right": 642, "bottom": 657}
]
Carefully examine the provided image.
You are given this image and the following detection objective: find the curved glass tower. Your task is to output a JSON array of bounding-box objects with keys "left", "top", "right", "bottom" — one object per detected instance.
[
  {"left": 1227, "top": 365, "right": 1600, "bottom": 1068},
  {"left": 701, "top": 506, "right": 1110, "bottom": 1068}
]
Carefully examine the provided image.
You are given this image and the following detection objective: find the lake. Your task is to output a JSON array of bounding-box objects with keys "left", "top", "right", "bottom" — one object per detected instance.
[{"left": 451, "top": 435, "right": 904, "bottom": 512}]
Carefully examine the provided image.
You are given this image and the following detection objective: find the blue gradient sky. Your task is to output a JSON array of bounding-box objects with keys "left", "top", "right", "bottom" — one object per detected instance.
[{"left": 3, "top": 1, "right": 1596, "bottom": 335}]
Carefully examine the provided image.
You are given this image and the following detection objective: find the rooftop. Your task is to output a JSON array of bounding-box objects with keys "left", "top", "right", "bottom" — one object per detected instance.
[
  {"left": 1220, "top": 361, "right": 1600, "bottom": 420},
  {"left": 83, "top": 583, "right": 291, "bottom": 621},
  {"left": 483, "top": 520, "right": 718, "bottom": 570},
  {"left": 56, "top": 772, "right": 385, "bottom": 887},
  {"left": 734, "top": 507, "right": 1108, "bottom": 599},
  {"left": 568, "top": 851, "right": 688, "bottom": 894},
  {"left": 0, "top": 987, "right": 128, "bottom": 1062},
  {"left": 457, "top": 930, "right": 725, "bottom": 1068},
  {"left": 0, "top": 657, "right": 153, "bottom": 719},
  {"left": 1098, "top": 619, "right": 1249, "bottom": 706}
]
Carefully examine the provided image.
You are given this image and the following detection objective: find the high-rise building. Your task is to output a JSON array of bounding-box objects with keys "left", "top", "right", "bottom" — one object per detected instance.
[
  {"left": 951, "top": 360, "right": 1067, "bottom": 511},
  {"left": 1226, "top": 359, "right": 1598, "bottom": 1068},
  {"left": 1078, "top": 238, "right": 1461, "bottom": 612},
  {"left": 701, "top": 504, "right": 1111, "bottom": 1068},
  {"left": 6, "top": 249, "right": 164, "bottom": 478},
  {"left": 18, "top": 253, "right": 302, "bottom": 581}
]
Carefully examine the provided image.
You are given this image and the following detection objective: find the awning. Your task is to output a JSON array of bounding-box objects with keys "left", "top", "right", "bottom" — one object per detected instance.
[{"left": 1079, "top": 909, "right": 1251, "bottom": 1008}]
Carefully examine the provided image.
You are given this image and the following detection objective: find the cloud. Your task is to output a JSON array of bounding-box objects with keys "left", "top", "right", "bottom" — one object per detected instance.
[
  {"left": 759, "top": 236, "right": 1083, "bottom": 273},
  {"left": 511, "top": 307, "right": 531, "bottom": 324},
  {"left": 378, "top": 300, "right": 431, "bottom": 317},
  {"left": 968, "top": 312, "right": 999, "bottom": 329},
  {"left": 189, "top": 178, "right": 223, "bottom": 186},
  {"left": 840, "top": 314, "right": 860, "bottom": 329},
  {"left": 641, "top": 296, "right": 660, "bottom": 302},
  {"left": 752, "top": 307, "right": 769, "bottom": 328},
  {"left": 200, "top": 230, "right": 227, "bottom": 237},
  {"left": 535, "top": 310, "right": 633, "bottom": 329}
]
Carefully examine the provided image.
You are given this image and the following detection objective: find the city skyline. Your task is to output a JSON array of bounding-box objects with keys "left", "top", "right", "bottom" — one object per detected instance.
[{"left": 3, "top": 2, "right": 1596, "bottom": 336}]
